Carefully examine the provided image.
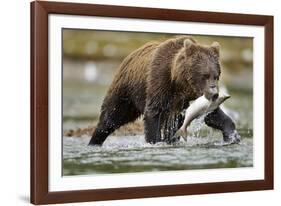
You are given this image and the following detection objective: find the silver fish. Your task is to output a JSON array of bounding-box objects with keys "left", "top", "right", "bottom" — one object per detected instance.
[{"left": 175, "top": 92, "right": 231, "bottom": 141}]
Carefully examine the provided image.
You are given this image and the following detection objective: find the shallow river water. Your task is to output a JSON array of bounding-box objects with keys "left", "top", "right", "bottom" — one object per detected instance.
[{"left": 63, "top": 129, "right": 253, "bottom": 175}]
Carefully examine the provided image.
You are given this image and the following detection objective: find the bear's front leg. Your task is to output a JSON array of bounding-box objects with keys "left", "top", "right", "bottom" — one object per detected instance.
[
  {"left": 163, "top": 113, "right": 185, "bottom": 144},
  {"left": 144, "top": 111, "right": 163, "bottom": 144},
  {"left": 204, "top": 107, "right": 241, "bottom": 143}
]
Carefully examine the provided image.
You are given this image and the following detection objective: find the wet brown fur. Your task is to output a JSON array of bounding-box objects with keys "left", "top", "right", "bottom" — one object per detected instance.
[{"left": 89, "top": 35, "right": 221, "bottom": 145}]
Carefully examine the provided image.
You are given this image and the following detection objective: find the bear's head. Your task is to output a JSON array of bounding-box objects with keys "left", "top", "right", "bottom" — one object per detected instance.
[{"left": 172, "top": 38, "right": 221, "bottom": 101}]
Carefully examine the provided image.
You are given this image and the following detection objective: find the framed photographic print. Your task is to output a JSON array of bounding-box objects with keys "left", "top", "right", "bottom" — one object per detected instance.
[{"left": 30, "top": 0, "right": 274, "bottom": 204}]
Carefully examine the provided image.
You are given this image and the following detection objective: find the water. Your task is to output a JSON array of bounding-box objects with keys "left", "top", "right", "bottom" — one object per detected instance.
[{"left": 63, "top": 129, "right": 253, "bottom": 175}]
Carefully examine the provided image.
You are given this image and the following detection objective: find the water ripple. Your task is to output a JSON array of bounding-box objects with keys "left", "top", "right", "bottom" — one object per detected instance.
[{"left": 63, "top": 134, "right": 253, "bottom": 175}]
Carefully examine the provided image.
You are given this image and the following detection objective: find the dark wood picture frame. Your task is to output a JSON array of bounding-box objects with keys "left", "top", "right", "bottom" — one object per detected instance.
[{"left": 31, "top": 0, "right": 274, "bottom": 204}]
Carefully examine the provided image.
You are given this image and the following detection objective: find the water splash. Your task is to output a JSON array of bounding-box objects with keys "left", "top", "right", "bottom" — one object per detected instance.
[
  {"left": 187, "top": 115, "right": 206, "bottom": 138},
  {"left": 63, "top": 132, "right": 253, "bottom": 175}
]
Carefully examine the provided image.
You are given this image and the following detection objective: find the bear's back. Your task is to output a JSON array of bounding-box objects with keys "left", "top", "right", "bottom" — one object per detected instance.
[{"left": 106, "top": 36, "right": 194, "bottom": 113}]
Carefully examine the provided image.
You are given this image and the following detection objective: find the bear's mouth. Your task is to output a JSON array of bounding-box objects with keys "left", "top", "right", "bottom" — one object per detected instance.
[
  {"left": 211, "top": 93, "right": 219, "bottom": 101},
  {"left": 203, "top": 92, "right": 212, "bottom": 101}
]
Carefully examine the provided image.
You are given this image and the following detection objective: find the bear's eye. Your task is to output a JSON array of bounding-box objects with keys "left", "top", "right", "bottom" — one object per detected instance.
[
  {"left": 214, "top": 75, "right": 219, "bottom": 80},
  {"left": 202, "top": 74, "right": 210, "bottom": 80}
]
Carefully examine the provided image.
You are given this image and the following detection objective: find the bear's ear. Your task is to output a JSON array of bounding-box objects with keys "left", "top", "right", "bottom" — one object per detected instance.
[
  {"left": 184, "top": 39, "right": 196, "bottom": 56},
  {"left": 210, "top": 42, "right": 220, "bottom": 57}
]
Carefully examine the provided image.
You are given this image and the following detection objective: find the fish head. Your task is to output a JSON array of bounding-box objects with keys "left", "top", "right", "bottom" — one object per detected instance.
[
  {"left": 206, "top": 92, "right": 230, "bottom": 112},
  {"left": 216, "top": 93, "right": 231, "bottom": 105}
]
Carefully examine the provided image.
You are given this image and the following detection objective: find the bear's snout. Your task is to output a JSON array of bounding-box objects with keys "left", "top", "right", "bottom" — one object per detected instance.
[{"left": 204, "top": 86, "right": 219, "bottom": 101}]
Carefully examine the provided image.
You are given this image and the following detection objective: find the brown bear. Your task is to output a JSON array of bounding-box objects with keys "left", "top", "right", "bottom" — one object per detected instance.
[{"left": 89, "top": 36, "right": 240, "bottom": 145}]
